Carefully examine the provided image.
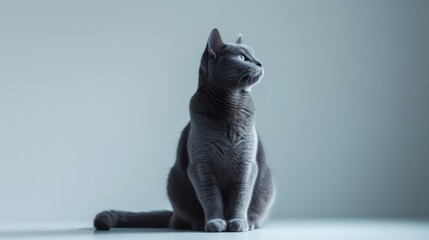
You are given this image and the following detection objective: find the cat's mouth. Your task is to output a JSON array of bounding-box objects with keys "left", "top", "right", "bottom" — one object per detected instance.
[
  {"left": 241, "top": 68, "right": 263, "bottom": 92},
  {"left": 248, "top": 67, "right": 264, "bottom": 85}
]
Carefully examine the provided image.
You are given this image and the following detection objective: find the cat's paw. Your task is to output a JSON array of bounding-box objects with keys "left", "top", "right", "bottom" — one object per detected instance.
[
  {"left": 93, "top": 211, "right": 114, "bottom": 230},
  {"left": 227, "top": 219, "right": 249, "bottom": 232},
  {"left": 205, "top": 219, "right": 227, "bottom": 232}
]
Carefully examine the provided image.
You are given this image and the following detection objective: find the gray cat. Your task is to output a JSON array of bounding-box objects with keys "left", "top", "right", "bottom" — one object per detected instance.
[{"left": 94, "top": 28, "right": 274, "bottom": 232}]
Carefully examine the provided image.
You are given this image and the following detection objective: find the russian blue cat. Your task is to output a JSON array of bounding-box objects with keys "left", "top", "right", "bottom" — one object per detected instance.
[{"left": 94, "top": 28, "right": 274, "bottom": 232}]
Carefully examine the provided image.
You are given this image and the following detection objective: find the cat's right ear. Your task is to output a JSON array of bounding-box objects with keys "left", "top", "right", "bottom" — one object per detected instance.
[{"left": 207, "top": 28, "right": 224, "bottom": 58}]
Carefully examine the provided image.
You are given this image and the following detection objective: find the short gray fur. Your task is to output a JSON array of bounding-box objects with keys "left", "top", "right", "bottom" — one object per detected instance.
[{"left": 94, "top": 28, "right": 274, "bottom": 232}]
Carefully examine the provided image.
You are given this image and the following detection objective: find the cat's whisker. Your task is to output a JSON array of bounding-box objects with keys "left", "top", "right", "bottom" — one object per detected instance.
[
  {"left": 263, "top": 79, "right": 274, "bottom": 95},
  {"left": 245, "top": 68, "right": 260, "bottom": 91},
  {"left": 262, "top": 81, "right": 270, "bottom": 95},
  {"left": 236, "top": 71, "right": 251, "bottom": 91},
  {"left": 245, "top": 69, "right": 256, "bottom": 91},
  {"left": 242, "top": 71, "right": 252, "bottom": 91}
]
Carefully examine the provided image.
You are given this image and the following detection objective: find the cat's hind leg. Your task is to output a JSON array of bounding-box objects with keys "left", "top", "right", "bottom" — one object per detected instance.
[{"left": 169, "top": 214, "right": 192, "bottom": 230}]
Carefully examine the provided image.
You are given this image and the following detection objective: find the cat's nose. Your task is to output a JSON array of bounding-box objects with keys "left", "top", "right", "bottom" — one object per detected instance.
[{"left": 255, "top": 61, "right": 262, "bottom": 67}]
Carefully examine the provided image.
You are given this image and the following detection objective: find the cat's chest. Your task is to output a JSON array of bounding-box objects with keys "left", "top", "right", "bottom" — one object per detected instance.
[{"left": 188, "top": 120, "right": 258, "bottom": 163}]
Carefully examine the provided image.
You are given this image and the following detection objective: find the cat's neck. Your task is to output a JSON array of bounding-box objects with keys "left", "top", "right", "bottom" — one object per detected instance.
[{"left": 190, "top": 82, "right": 255, "bottom": 119}]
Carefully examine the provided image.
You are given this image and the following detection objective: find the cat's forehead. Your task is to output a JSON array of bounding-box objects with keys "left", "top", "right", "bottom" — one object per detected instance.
[{"left": 222, "top": 44, "right": 254, "bottom": 55}]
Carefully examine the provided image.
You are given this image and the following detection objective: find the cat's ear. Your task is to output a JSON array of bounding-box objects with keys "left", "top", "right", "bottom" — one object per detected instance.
[
  {"left": 207, "top": 28, "right": 224, "bottom": 58},
  {"left": 236, "top": 34, "right": 243, "bottom": 44}
]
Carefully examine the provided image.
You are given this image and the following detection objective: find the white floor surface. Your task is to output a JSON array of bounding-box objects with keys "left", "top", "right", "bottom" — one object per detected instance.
[{"left": 1, "top": 220, "right": 428, "bottom": 240}]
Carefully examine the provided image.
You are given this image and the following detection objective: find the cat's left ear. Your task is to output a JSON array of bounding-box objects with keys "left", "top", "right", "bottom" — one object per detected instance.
[
  {"left": 236, "top": 34, "right": 243, "bottom": 44},
  {"left": 207, "top": 28, "right": 224, "bottom": 58}
]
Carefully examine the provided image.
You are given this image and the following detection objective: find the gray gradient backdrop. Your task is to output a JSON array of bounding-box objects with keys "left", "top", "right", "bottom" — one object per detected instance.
[{"left": 1, "top": 0, "right": 428, "bottom": 222}]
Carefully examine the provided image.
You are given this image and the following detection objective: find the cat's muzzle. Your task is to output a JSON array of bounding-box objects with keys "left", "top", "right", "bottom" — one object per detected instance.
[{"left": 250, "top": 67, "right": 264, "bottom": 85}]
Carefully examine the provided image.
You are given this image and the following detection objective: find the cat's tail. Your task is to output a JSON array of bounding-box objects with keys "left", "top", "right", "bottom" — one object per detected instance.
[{"left": 93, "top": 210, "right": 173, "bottom": 230}]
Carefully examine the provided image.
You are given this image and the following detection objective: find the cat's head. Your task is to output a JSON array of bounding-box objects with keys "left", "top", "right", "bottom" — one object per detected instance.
[{"left": 199, "top": 28, "right": 263, "bottom": 92}]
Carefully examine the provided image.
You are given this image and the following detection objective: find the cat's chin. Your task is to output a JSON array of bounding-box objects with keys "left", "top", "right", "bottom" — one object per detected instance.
[
  {"left": 243, "top": 78, "right": 261, "bottom": 92},
  {"left": 244, "top": 71, "right": 264, "bottom": 92}
]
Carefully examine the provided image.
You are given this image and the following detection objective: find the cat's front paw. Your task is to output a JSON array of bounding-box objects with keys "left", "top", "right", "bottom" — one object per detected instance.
[
  {"left": 205, "top": 219, "right": 227, "bottom": 232},
  {"left": 227, "top": 219, "right": 249, "bottom": 232}
]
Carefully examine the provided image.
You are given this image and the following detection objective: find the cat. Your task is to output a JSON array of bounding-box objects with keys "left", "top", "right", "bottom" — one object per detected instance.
[{"left": 94, "top": 28, "right": 274, "bottom": 232}]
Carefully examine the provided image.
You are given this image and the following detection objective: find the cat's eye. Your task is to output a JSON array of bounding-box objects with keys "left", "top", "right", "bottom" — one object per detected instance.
[{"left": 238, "top": 55, "right": 246, "bottom": 61}]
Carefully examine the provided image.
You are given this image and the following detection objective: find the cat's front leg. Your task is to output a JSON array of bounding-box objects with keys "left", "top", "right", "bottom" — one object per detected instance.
[
  {"left": 187, "top": 162, "right": 227, "bottom": 232},
  {"left": 227, "top": 162, "right": 258, "bottom": 232}
]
